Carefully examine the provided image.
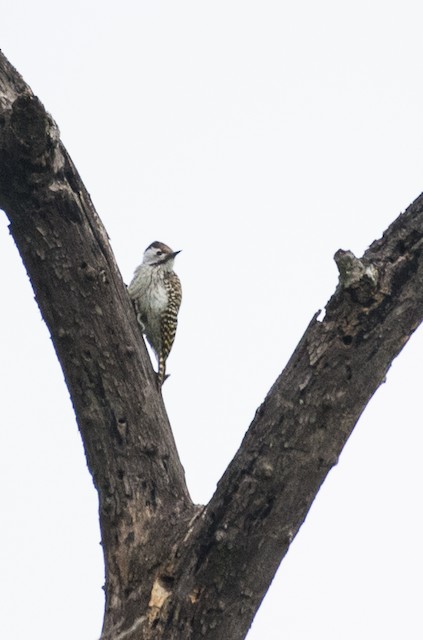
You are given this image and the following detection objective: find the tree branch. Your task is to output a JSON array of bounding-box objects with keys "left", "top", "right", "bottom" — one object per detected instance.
[
  {"left": 1, "top": 50, "right": 423, "bottom": 640},
  {"left": 0, "top": 50, "right": 194, "bottom": 636},
  {"left": 158, "top": 209, "right": 423, "bottom": 638}
]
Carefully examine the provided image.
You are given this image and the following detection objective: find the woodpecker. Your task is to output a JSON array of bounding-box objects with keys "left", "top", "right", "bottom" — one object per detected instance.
[{"left": 128, "top": 241, "right": 182, "bottom": 387}]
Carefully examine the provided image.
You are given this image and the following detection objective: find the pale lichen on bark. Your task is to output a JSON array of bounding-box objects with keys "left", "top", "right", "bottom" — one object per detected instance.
[{"left": 334, "top": 249, "right": 379, "bottom": 289}]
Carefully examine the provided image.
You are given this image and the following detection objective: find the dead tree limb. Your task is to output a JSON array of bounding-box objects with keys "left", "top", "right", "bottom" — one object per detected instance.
[{"left": 1, "top": 50, "right": 423, "bottom": 640}]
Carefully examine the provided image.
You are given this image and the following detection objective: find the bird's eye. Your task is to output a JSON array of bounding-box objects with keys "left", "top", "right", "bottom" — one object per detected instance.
[{"left": 156, "top": 250, "right": 163, "bottom": 256}]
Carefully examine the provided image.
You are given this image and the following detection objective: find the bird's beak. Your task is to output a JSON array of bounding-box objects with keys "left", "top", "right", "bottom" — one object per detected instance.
[{"left": 163, "top": 249, "right": 181, "bottom": 263}]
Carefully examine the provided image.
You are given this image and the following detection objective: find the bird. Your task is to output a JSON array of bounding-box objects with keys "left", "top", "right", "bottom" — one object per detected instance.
[{"left": 128, "top": 241, "right": 182, "bottom": 387}]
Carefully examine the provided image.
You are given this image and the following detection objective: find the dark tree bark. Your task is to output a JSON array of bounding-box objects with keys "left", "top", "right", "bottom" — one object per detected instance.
[{"left": 1, "top": 50, "right": 423, "bottom": 640}]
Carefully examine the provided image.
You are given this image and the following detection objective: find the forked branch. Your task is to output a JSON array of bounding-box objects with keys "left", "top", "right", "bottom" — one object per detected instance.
[{"left": 1, "top": 50, "right": 423, "bottom": 640}]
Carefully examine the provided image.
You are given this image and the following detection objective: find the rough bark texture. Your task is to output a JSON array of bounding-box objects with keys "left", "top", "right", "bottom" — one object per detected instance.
[{"left": 1, "top": 50, "right": 423, "bottom": 640}]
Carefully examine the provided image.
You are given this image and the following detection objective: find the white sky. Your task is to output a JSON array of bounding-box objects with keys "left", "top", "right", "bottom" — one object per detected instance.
[{"left": 1, "top": 2, "right": 423, "bottom": 639}]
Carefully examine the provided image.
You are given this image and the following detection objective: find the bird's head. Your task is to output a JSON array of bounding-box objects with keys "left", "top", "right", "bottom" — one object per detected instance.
[{"left": 143, "top": 241, "right": 181, "bottom": 269}]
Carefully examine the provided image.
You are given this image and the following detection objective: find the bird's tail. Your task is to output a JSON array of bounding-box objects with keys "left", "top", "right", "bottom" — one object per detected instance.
[{"left": 158, "top": 354, "right": 166, "bottom": 387}]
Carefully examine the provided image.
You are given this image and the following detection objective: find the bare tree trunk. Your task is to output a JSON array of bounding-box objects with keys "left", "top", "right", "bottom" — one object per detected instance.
[{"left": 1, "top": 50, "right": 423, "bottom": 640}]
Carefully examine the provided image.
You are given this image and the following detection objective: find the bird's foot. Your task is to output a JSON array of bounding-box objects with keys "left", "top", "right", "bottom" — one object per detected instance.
[{"left": 157, "top": 372, "right": 170, "bottom": 389}]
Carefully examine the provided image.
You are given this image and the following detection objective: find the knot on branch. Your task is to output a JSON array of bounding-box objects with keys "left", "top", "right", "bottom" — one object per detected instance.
[
  {"left": 10, "top": 93, "right": 60, "bottom": 160},
  {"left": 0, "top": 93, "right": 65, "bottom": 207},
  {"left": 335, "top": 249, "right": 379, "bottom": 290}
]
